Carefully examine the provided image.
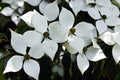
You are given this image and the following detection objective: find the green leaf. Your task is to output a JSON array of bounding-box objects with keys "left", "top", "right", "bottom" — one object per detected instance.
[{"left": 112, "top": 0, "right": 120, "bottom": 8}]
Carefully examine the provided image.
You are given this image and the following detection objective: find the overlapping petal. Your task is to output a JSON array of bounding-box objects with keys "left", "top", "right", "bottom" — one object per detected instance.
[
  {"left": 105, "top": 17, "right": 120, "bottom": 26},
  {"left": 75, "top": 22, "right": 95, "bottom": 37},
  {"left": 68, "top": 35, "right": 84, "bottom": 53},
  {"left": 23, "top": 31, "right": 43, "bottom": 47},
  {"left": 87, "top": 8, "right": 101, "bottom": 20},
  {"left": 20, "top": 10, "right": 36, "bottom": 26},
  {"left": 42, "top": 39, "right": 58, "bottom": 60},
  {"left": 49, "top": 21, "right": 68, "bottom": 43},
  {"left": 28, "top": 43, "right": 46, "bottom": 59},
  {"left": 100, "top": 31, "right": 116, "bottom": 45},
  {"left": 32, "top": 11, "right": 48, "bottom": 33},
  {"left": 96, "top": 0, "right": 112, "bottom": 7},
  {"left": 96, "top": 20, "right": 108, "bottom": 35},
  {"left": 85, "top": 47, "right": 106, "bottom": 61}
]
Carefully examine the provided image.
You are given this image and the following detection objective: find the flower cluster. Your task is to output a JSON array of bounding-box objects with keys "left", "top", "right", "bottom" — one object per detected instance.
[{"left": 1, "top": 0, "right": 120, "bottom": 80}]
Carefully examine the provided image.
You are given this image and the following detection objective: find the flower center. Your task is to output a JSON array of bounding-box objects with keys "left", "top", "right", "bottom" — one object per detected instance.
[
  {"left": 88, "top": 3, "right": 96, "bottom": 7},
  {"left": 102, "top": 15, "right": 107, "bottom": 20},
  {"left": 70, "top": 27, "right": 76, "bottom": 34},
  {"left": 24, "top": 53, "right": 31, "bottom": 60},
  {"left": 83, "top": 47, "right": 88, "bottom": 53},
  {"left": 43, "top": 32, "right": 50, "bottom": 38}
]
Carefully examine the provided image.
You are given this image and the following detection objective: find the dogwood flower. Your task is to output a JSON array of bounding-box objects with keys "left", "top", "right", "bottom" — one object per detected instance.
[
  {"left": 49, "top": 7, "right": 106, "bottom": 74},
  {"left": 3, "top": 30, "right": 43, "bottom": 80},
  {"left": 20, "top": 10, "right": 58, "bottom": 60},
  {"left": 99, "top": 26, "right": 120, "bottom": 64},
  {"left": 77, "top": 28, "right": 106, "bottom": 74}
]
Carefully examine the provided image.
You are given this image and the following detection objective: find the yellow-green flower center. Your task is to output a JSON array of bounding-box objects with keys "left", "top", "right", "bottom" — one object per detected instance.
[
  {"left": 102, "top": 15, "right": 107, "bottom": 20},
  {"left": 43, "top": 32, "right": 50, "bottom": 38},
  {"left": 70, "top": 27, "right": 76, "bottom": 34},
  {"left": 24, "top": 53, "right": 31, "bottom": 60}
]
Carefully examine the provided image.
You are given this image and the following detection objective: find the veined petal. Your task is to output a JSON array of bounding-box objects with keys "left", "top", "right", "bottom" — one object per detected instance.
[
  {"left": 1, "top": 7, "right": 14, "bottom": 16},
  {"left": 112, "top": 44, "right": 120, "bottom": 64},
  {"left": 109, "top": 5, "right": 120, "bottom": 17},
  {"left": 39, "top": 0, "right": 49, "bottom": 14},
  {"left": 3, "top": 55, "right": 24, "bottom": 74},
  {"left": 87, "top": 8, "right": 101, "bottom": 20},
  {"left": 23, "top": 31, "right": 43, "bottom": 47},
  {"left": 44, "top": 1, "right": 59, "bottom": 21},
  {"left": 25, "top": 0, "right": 41, "bottom": 6},
  {"left": 96, "top": 0, "right": 112, "bottom": 7},
  {"left": 90, "top": 28, "right": 100, "bottom": 48},
  {"left": 77, "top": 54, "right": 89, "bottom": 74},
  {"left": 100, "top": 31, "right": 116, "bottom": 45},
  {"left": 96, "top": 20, "right": 108, "bottom": 35},
  {"left": 42, "top": 39, "right": 58, "bottom": 60},
  {"left": 11, "top": 30, "right": 26, "bottom": 54},
  {"left": 20, "top": 10, "right": 36, "bottom": 26},
  {"left": 32, "top": 11, "right": 48, "bottom": 33},
  {"left": 75, "top": 22, "right": 95, "bottom": 37},
  {"left": 59, "top": 7, "right": 74, "bottom": 30},
  {"left": 99, "top": 7, "right": 112, "bottom": 18},
  {"left": 113, "top": 32, "right": 120, "bottom": 45},
  {"left": 68, "top": 35, "right": 84, "bottom": 53},
  {"left": 65, "top": 42, "right": 77, "bottom": 54},
  {"left": 49, "top": 21, "right": 68, "bottom": 43},
  {"left": 23, "top": 59, "right": 40, "bottom": 80},
  {"left": 85, "top": 47, "right": 106, "bottom": 61},
  {"left": 105, "top": 17, "right": 120, "bottom": 26}
]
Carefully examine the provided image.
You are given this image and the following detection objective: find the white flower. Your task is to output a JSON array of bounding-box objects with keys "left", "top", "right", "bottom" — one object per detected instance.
[
  {"left": 20, "top": 10, "right": 58, "bottom": 60},
  {"left": 77, "top": 28, "right": 106, "bottom": 74},
  {"left": 3, "top": 30, "right": 43, "bottom": 80},
  {"left": 99, "top": 26, "right": 120, "bottom": 64},
  {"left": 48, "top": 7, "right": 106, "bottom": 74}
]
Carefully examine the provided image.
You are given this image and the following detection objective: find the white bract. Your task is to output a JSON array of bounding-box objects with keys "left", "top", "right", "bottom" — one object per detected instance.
[
  {"left": 49, "top": 7, "right": 106, "bottom": 74},
  {"left": 20, "top": 10, "right": 58, "bottom": 60},
  {"left": 3, "top": 30, "right": 43, "bottom": 80}
]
